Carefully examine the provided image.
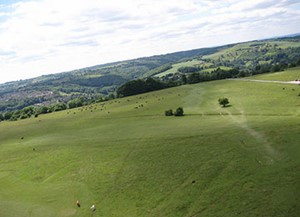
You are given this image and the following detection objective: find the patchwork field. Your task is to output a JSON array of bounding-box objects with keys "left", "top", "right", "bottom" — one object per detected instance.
[{"left": 0, "top": 68, "right": 299, "bottom": 217}]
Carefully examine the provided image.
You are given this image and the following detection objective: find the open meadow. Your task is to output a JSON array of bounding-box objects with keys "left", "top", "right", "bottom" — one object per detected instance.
[{"left": 0, "top": 68, "right": 299, "bottom": 217}]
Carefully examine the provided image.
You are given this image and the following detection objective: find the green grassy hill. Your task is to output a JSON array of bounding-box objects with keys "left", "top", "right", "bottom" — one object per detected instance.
[
  {"left": 154, "top": 38, "right": 300, "bottom": 78},
  {"left": 1, "top": 35, "right": 300, "bottom": 113},
  {"left": 0, "top": 68, "right": 299, "bottom": 217}
]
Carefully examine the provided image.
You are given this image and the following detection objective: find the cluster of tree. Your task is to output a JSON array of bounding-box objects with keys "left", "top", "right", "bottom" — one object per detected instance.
[
  {"left": 178, "top": 66, "right": 202, "bottom": 73},
  {"left": 71, "top": 75, "right": 126, "bottom": 87},
  {"left": 116, "top": 77, "right": 175, "bottom": 97},
  {"left": 165, "top": 107, "right": 184, "bottom": 116},
  {"left": 181, "top": 68, "right": 240, "bottom": 84},
  {"left": 209, "top": 45, "right": 300, "bottom": 73},
  {"left": 175, "top": 56, "right": 300, "bottom": 85},
  {"left": 145, "top": 63, "right": 173, "bottom": 77},
  {"left": 0, "top": 97, "right": 46, "bottom": 112},
  {"left": 252, "top": 58, "right": 300, "bottom": 75},
  {"left": 0, "top": 95, "right": 114, "bottom": 122},
  {"left": 56, "top": 86, "right": 101, "bottom": 94},
  {"left": 0, "top": 106, "right": 37, "bottom": 121},
  {"left": 118, "top": 56, "right": 300, "bottom": 99}
]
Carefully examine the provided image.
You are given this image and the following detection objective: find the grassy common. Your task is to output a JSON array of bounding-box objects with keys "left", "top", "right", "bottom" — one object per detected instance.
[{"left": 0, "top": 68, "right": 299, "bottom": 217}]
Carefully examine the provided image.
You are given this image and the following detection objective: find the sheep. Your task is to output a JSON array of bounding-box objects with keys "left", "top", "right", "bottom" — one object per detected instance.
[
  {"left": 76, "top": 200, "right": 80, "bottom": 207},
  {"left": 90, "top": 204, "right": 96, "bottom": 212}
]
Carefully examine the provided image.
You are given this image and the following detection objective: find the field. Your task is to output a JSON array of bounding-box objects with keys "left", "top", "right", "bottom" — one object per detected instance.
[
  {"left": 154, "top": 60, "right": 202, "bottom": 77},
  {"left": 202, "top": 40, "right": 300, "bottom": 61},
  {"left": 0, "top": 68, "right": 300, "bottom": 217}
]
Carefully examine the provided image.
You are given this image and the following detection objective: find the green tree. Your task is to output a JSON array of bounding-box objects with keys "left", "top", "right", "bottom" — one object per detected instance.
[
  {"left": 68, "top": 97, "right": 84, "bottom": 109},
  {"left": 165, "top": 109, "right": 173, "bottom": 116},
  {"left": 181, "top": 74, "right": 187, "bottom": 84},
  {"left": 53, "top": 103, "right": 67, "bottom": 112},
  {"left": 174, "top": 107, "right": 184, "bottom": 116},
  {"left": 22, "top": 106, "right": 35, "bottom": 116},
  {"left": 37, "top": 106, "right": 49, "bottom": 114},
  {"left": 187, "top": 73, "right": 200, "bottom": 84},
  {"left": 218, "top": 97, "right": 229, "bottom": 107},
  {"left": 4, "top": 111, "right": 13, "bottom": 120}
]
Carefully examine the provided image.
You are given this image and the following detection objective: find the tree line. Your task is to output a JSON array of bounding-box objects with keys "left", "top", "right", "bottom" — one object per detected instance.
[
  {"left": 116, "top": 57, "right": 300, "bottom": 99},
  {"left": 0, "top": 95, "right": 114, "bottom": 122},
  {"left": 116, "top": 77, "right": 176, "bottom": 97}
]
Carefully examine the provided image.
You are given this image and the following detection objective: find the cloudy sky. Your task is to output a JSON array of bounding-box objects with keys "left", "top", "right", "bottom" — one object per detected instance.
[{"left": 0, "top": 0, "right": 300, "bottom": 84}]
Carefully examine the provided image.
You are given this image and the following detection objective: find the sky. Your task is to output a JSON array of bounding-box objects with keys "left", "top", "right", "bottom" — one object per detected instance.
[{"left": 0, "top": 0, "right": 300, "bottom": 84}]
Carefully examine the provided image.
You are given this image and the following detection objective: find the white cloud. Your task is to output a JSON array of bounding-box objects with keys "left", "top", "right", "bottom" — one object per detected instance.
[{"left": 0, "top": 0, "right": 300, "bottom": 83}]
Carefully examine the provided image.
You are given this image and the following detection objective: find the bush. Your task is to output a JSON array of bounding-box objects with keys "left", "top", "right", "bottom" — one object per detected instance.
[
  {"left": 174, "top": 107, "right": 184, "bottom": 116},
  {"left": 165, "top": 109, "right": 173, "bottom": 116}
]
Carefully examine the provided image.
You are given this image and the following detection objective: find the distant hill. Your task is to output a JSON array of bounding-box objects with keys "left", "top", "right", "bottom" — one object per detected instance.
[{"left": 0, "top": 35, "right": 300, "bottom": 113}]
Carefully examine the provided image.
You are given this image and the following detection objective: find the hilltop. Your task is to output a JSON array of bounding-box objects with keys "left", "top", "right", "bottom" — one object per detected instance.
[{"left": 0, "top": 35, "right": 300, "bottom": 113}]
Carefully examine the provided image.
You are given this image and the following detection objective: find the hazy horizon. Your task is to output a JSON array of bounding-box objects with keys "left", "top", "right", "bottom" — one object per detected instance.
[{"left": 1, "top": 0, "right": 300, "bottom": 84}]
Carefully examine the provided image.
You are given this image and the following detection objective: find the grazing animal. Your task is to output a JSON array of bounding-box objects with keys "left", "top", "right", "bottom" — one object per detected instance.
[
  {"left": 76, "top": 200, "right": 80, "bottom": 207},
  {"left": 90, "top": 204, "right": 96, "bottom": 212}
]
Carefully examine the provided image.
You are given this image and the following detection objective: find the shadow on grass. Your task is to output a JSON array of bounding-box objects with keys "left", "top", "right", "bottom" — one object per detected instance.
[{"left": 222, "top": 104, "right": 232, "bottom": 108}]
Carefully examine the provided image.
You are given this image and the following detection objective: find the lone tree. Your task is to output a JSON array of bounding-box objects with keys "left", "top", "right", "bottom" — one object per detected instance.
[{"left": 218, "top": 97, "right": 229, "bottom": 107}]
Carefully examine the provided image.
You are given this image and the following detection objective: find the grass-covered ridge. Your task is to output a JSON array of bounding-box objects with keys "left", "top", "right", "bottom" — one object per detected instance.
[{"left": 0, "top": 68, "right": 299, "bottom": 217}]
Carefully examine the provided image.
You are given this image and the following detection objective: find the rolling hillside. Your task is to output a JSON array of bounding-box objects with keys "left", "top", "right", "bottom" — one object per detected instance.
[
  {"left": 154, "top": 37, "right": 300, "bottom": 78},
  {"left": 0, "top": 68, "right": 299, "bottom": 217},
  {"left": 1, "top": 36, "right": 300, "bottom": 113}
]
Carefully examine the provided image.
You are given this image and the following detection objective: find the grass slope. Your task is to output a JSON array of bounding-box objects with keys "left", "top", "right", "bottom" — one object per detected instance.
[{"left": 0, "top": 68, "right": 299, "bottom": 217}]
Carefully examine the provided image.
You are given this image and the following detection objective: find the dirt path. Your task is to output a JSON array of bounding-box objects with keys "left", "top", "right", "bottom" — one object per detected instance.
[
  {"left": 234, "top": 112, "right": 276, "bottom": 154},
  {"left": 229, "top": 78, "right": 300, "bottom": 85},
  {"left": 215, "top": 104, "right": 279, "bottom": 164}
]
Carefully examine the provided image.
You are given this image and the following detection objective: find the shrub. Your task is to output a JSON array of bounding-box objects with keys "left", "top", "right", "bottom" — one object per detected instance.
[
  {"left": 174, "top": 107, "right": 184, "bottom": 116},
  {"left": 165, "top": 109, "right": 173, "bottom": 116}
]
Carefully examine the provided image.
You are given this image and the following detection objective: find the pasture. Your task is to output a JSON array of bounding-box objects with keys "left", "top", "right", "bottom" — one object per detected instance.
[{"left": 0, "top": 68, "right": 299, "bottom": 217}]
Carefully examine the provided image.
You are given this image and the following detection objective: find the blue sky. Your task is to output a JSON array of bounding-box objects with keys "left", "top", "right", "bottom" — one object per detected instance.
[{"left": 0, "top": 0, "right": 300, "bottom": 84}]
